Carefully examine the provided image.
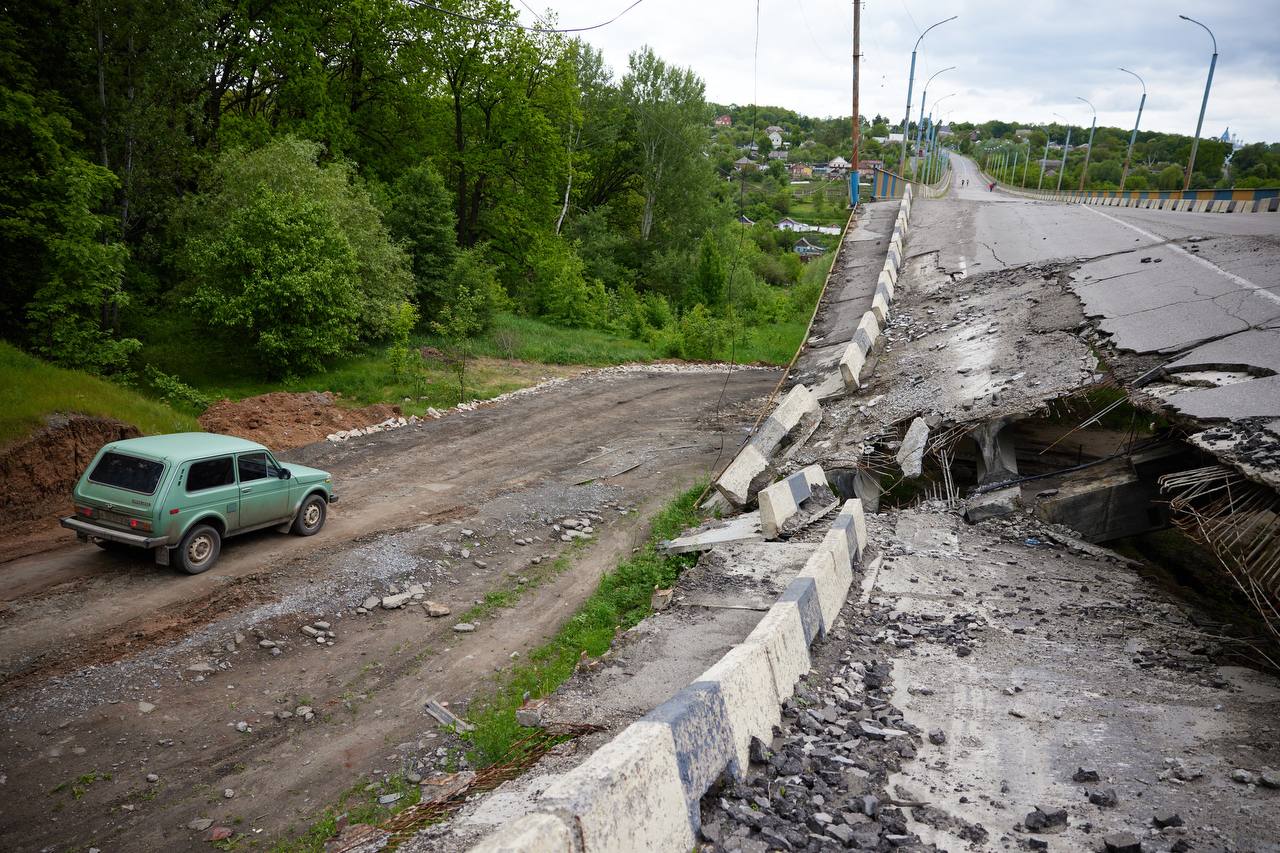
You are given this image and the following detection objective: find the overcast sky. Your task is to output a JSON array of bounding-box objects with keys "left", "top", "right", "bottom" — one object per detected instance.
[{"left": 517, "top": 0, "right": 1280, "bottom": 143}]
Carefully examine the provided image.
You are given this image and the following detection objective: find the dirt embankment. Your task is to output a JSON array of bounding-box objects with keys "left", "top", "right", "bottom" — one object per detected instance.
[
  {"left": 198, "top": 391, "right": 400, "bottom": 450},
  {"left": 0, "top": 415, "right": 140, "bottom": 540}
]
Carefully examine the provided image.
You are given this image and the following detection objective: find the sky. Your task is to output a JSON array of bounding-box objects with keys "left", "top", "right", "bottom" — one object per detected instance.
[{"left": 516, "top": 0, "right": 1280, "bottom": 143}]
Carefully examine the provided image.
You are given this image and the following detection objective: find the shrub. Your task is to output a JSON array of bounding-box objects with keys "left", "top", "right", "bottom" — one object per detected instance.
[
  {"left": 384, "top": 162, "right": 458, "bottom": 322},
  {"left": 678, "top": 303, "right": 725, "bottom": 360}
]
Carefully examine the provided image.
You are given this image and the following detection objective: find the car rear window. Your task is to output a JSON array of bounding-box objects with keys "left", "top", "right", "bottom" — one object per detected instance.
[
  {"left": 89, "top": 452, "right": 165, "bottom": 495},
  {"left": 187, "top": 457, "right": 235, "bottom": 492}
]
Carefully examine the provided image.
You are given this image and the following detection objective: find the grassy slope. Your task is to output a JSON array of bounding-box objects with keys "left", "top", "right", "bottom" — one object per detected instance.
[{"left": 0, "top": 342, "right": 197, "bottom": 447}]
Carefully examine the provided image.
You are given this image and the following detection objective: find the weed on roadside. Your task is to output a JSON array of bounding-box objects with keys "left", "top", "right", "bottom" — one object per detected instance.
[{"left": 461, "top": 485, "right": 705, "bottom": 767}]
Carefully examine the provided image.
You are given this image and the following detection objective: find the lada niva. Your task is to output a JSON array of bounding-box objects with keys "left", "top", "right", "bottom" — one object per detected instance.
[{"left": 60, "top": 432, "right": 337, "bottom": 574}]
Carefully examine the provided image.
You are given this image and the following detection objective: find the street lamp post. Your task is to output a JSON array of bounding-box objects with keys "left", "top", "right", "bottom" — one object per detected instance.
[
  {"left": 1118, "top": 67, "right": 1146, "bottom": 193},
  {"left": 900, "top": 16, "right": 957, "bottom": 178},
  {"left": 914, "top": 66, "right": 955, "bottom": 178},
  {"left": 925, "top": 93, "right": 954, "bottom": 183},
  {"left": 1076, "top": 97, "right": 1097, "bottom": 191},
  {"left": 1037, "top": 129, "right": 1051, "bottom": 191},
  {"left": 1022, "top": 140, "right": 1031, "bottom": 186},
  {"left": 1180, "top": 14, "right": 1217, "bottom": 191},
  {"left": 1054, "top": 111, "right": 1072, "bottom": 193}
]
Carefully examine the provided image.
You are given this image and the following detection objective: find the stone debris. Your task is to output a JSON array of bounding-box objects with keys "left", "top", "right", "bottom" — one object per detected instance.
[
  {"left": 381, "top": 592, "right": 414, "bottom": 609},
  {"left": 1103, "top": 831, "right": 1142, "bottom": 853},
  {"left": 424, "top": 601, "right": 451, "bottom": 617},
  {"left": 1153, "top": 812, "right": 1184, "bottom": 828},
  {"left": 1024, "top": 806, "right": 1068, "bottom": 832},
  {"left": 452, "top": 622, "right": 476, "bottom": 633},
  {"left": 895, "top": 417, "right": 929, "bottom": 478},
  {"left": 1087, "top": 787, "right": 1119, "bottom": 808},
  {"left": 137, "top": 701, "right": 156, "bottom": 714},
  {"left": 1230, "top": 768, "right": 1256, "bottom": 784},
  {"left": 650, "top": 587, "right": 674, "bottom": 611},
  {"left": 187, "top": 818, "right": 214, "bottom": 832}
]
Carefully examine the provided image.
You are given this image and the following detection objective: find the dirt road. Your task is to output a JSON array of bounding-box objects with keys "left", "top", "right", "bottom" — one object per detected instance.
[{"left": 0, "top": 365, "right": 778, "bottom": 852}]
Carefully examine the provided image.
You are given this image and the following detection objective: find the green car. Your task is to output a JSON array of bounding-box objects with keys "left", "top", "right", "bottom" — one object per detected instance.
[{"left": 60, "top": 432, "right": 338, "bottom": 574}]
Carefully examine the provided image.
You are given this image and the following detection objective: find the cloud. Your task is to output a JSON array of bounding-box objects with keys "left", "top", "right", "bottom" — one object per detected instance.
[{"left": 521, "top": 0, "right": 1280, "bottom": 142}]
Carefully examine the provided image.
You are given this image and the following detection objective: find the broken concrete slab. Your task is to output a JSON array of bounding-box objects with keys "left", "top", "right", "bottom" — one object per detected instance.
[
  {"left": 759, "top": 465, "right": 828, "bottom": 539},
  {"left": 969, "top": 417, "right": 1018, "bottom": 484},
  {"left": 964, "top": 485, "right": 1021, "bottom": 522},
  {"left": 895, "top": 417, "right": 929, "bottom": 478},
  {"left": 659, "top": 511, "right": 763, "bottom": 555},
  {"left": 714, "top": 385, "right": 821, "bottom": 507}
]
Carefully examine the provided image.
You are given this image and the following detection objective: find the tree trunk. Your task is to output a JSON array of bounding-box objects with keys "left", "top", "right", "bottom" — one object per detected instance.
[{"left": 555, "top": 119, "right": 578, "bottom": 235}]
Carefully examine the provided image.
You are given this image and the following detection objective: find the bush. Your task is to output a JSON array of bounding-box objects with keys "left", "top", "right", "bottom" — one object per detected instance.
[
  {"left": 186, "top": 189, "right": 362, "bottom": 377},
  {"left": 527, "top": 236, "right": 606, "bottom": 328},
  {"left": 677, "top": 303, "right": 725, "bottom": 360},
  {"left": 176, "top": 137, "right": 412, "bottom": 352},
  {"left": 384, "top": 162, "right": 458, "bottom": 322},
  {"left": 143, "top": 365, "right": 212, "bottom": 411}
]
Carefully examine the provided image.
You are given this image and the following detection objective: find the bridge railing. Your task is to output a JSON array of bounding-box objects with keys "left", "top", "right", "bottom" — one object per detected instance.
[
  {"left": 983, "top": 177, "right": 1279, "bottom": 214},
  {"left": 870, "top": 164, "right": 950, "bottom": 201}
]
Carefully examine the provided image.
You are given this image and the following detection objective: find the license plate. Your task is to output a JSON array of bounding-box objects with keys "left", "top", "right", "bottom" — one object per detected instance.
[{"left": 97, "top": 509, "right": 135, "bottom": 527}]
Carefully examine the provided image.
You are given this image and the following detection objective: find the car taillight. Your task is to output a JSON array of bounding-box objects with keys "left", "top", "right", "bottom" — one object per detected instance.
[
  {"left": 129, "top": 518, "right": 152, "bottom": 532},
  {"left": 77, "top": 506, "right": 95, "bottom": 518}
]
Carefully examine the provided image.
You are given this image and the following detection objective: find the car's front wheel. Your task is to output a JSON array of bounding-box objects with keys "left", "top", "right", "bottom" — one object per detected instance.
[
  {"left": 291, "top": 494, "right": 327, "bottom": 536},
  {"left": 178, "top": 524, "right": 221, "bottom": 574}
]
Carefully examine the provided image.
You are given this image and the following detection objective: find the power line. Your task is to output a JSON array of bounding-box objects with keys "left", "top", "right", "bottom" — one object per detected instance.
[{"left": 404, "top": 0, "right": 646, "bottom": 34}]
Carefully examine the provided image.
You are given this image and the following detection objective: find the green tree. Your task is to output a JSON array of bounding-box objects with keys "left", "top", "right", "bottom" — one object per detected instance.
[
  {"left": 0, "top": 87, "right": 136, "bottom": 372},
  {"left": 186, "top": 189, "right": 361, "bottom": 378},
  {"left": 385, "top": 161, "right": 458, "bottom": 321},
  {"left": 1156, "top": 164, "right": 1184, "bottom": 191},
  {"left": 177, "top": 137, "right": 413, "bottom": 345},
  {"left": 692, "top": 234, "right": 727, "bottom": 307},
  {"left": 623, "top": 46, "right": 712, "bottom": 242}
]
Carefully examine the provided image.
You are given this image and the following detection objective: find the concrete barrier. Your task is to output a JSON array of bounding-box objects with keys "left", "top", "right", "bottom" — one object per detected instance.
[
  {"left": 852, "top": 311, "right": 880, "bottom": 356},
  {"left": 870, "top": 291, "right": 891, "bottom": 326},
  {"left": 839, "top": 343, "right": 867, "bottom": 391},
  {"left": 467, "top": 501, "right": 865, "bottom": 853},
  {"left": 758, "top": 464, "right": 828, "bottom": 538},
  {"left": 714, "top": 384, "right": 820, "bottom": 507}
]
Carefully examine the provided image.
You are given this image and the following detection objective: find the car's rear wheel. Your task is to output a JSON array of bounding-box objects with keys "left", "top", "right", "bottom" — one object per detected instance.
[
  {"left": 291, "top": 494, "right": 327, "bottom": 536},
  {"left": 178, "top": 524, "right": 221, "bottom": 574}
]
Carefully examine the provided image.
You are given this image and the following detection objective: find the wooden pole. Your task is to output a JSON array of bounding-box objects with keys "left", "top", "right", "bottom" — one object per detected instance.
[{"left": 850, "top": 0, "right": 861, "bottom": 205}]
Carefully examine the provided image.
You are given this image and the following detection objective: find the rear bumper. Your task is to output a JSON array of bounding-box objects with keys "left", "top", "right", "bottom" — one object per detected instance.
[{"left": 60, "top": 517, "right": 167, "bottom": 549}]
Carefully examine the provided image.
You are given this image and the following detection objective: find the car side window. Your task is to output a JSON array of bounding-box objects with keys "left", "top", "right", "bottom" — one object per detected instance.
[
  {"left": 237, "top": 451, "right": 276, "bottom": 483},
  {"left": 187, "top": 457, "right": 235, "bottom": 492}
]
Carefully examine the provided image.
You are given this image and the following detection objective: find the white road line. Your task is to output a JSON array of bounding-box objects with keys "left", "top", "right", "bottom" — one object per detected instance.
[{"left": 1081, "top": 204, "right": 1280, "bottom": 307}]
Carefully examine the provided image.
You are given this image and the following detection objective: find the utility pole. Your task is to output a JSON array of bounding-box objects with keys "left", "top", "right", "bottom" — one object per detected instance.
[
  {"left": 1022, "top": 141, "right": 1031, "bottom": 186},
  {"left": 1180, "top": 15, "right": 1217, "bottom": 191},
  {"left": 1056, "top": 124, "right": 1072, "bottom": 193},
  {"left": 850, "top": 0, "right": 861, "bottom": 206},
  {"left": 1037, "top": 134, "right": 1050, "bottom": 190}
]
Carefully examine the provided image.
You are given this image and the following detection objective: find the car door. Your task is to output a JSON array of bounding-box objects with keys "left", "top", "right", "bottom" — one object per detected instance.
[
  {"left": 236, "top": 451, "right": 291, "bottom": 527},
  {"left": 183, "top": 456, "right": 240, "bottom": 531}
]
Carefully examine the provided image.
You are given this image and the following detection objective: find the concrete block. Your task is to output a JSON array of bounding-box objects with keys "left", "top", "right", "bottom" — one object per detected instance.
[
  {"left": 469, "top": 813, "right": 575, "bottom": 853},
  {"left": 853, "top": 311, "right": 880, "bottom": 356},
  {"left": 772, "top": 383, "right": 819, "bottom": 432},
  {"left": 758, "top": 464, "right": 826, "bottom": 539},
  {"left": 883, "top": 258, "right": 898, "bottom": 285},
  {"left": 780, "top": 575, "right": 825, "bottom": 645},
  {"left": 797, "top": 545, "right": 843, "bottom": 630},
  {"left": 877, "top": 269, "right": 895, "bottom": 300},
  {"left": 895, "top": 416, "right": 929, "bottom": 478},
  {"left": 832, "top": 498, "right": 867, "bottom": 560},
  {"left": 537, "top": 720, "right": 693, "bottom": 853},
  {"left": 820, "top": 524, "right": 851, "bottom": 576},
  {"left": 839, "top": 343, "right": 866, "bottom": 391},
  {"left": 643, "top": 683, "right": 737, "bottom": 831},
  {"left": 871, "top": 291, "right": 891, "bottom": 326},
  {"left": 714, "top": 442, "right": 768, "bottom": 506},
  {"left": 743, "top": 599, "right": 811, "bottom": 699},
  {"left": 694, "top": 645, "right": 781, "bottom": 775}
]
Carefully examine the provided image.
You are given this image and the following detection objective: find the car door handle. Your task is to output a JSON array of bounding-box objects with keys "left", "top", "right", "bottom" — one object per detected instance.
[{"left": 241, "top": 487, "right": 252, "bottom": 494}]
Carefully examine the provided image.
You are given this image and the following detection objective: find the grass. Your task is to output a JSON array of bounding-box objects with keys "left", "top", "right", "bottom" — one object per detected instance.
[
  {"left": 0, "top": 341, "right": 196, "bottom": 448},
  {"left": 267, "top": 774, "right": 422, "bottom": 853},
  {"left": 138, "top": 312, "right": 661, "bottom": 414},
  {"left": 461, "top": 484, "right": 705, "bottom": 768}
]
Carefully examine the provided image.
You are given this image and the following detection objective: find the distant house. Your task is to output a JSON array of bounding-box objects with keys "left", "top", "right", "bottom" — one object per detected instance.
[
  {"left": 777, "top": 218, "right": 841, "bottom": 236},
  {"left": 767, "top": 149, "right": 789, "bottom": 161},
  {"left": 1014, "top": 128, "right": 1032, "bottom": 139},
  {"left": 828, "top": 156, "right": 850, "bottom": 169},
  {"left": 858, "top": 159, "right": 883, "bottom": 176},
  {"left": 714, "top": 114, "right": 733, "bottom": 127},
  {"left": 738, "top": 142, "right": 760, "bottom": 154},
  {"left": 737, "top": 214, "right": 755, "bottom": 225},
  {"left": 793, "top": 238, "right": 826, "bottom": 260},
  {"left": 733, "top": 156, "right": 758, "bottom": 172},
  {"left": 788, "top": 163, "right": 813, "bottom": 179},
  {"left": 887, "top": 132, "right": 904, "bottom": 143},
  {"left": 1037, "top": 158, "right": 1063, "bottom": 173},
  {"left": 765, "top": 124, "right": 783, "bottom": 135},
  {"left": 768, "top": 130, "right": 783, "bottom": 148},
  {"left": 937, "top": 125, "right": 954, "bottom": 137}
]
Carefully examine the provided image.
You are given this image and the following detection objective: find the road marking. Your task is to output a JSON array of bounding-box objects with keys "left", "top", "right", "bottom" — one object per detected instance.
[
  {"left": 958, "top": 255, "right": 968, "bottom": 278},
  {"left": 1081, "top": 204, "right": 1280, "bottom": 307}
]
